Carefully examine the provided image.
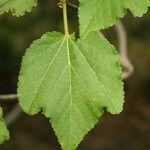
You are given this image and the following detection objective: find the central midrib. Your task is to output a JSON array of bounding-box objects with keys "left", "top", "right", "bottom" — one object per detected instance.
[{"left": 66, "top": 37, "right": 72, "bottom": 148}]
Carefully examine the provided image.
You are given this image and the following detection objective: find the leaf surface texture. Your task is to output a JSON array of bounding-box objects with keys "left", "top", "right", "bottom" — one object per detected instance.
[
  {"left": 18, "top": 32, "right": 124, "bottom": 150},
  {"left": 0, "top": 0, "right": 37, "bottom": 16},
  {"left": 79, "top": 0, "right": 150, "bottom": 36}
]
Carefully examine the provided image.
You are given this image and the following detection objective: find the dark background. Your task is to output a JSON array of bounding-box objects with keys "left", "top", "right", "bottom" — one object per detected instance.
[{"left": 0, "top": 0, "right": 150, "bottom": 150}]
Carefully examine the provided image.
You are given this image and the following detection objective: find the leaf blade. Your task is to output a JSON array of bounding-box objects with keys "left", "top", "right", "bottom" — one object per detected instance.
[
  {"left": 18, "top": 31, "right": 124, "bottom": 150},
  {"left": 0, "top": 0, "right": 37, "bottom": 16},
  {"left": 79, "top": 0, "right": 150, "bottom": 36},
  {"left": 0, "top": 108, "right": 9, "bottom": 144}
]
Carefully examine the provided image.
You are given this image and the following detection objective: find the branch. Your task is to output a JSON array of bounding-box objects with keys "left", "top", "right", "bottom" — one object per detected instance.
[
  {"left": 0, "top": 94, "right": 21, "bottom": 125},
  {"left": 67, "top": 2, "right": 78, "bottom": 9},
  {"left": 0, "top": 94, "right": 17, "bottom": 101},
  {"left": 115, "top": 21, "right": 134, "bottom": 79},
  {"left": 5, "top": 104, "right": 22, "bottom": 126}
]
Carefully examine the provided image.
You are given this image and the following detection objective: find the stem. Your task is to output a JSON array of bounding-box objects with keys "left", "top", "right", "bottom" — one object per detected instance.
[{"left": 61, "top": 0, "right": 69, "bottom": 36}]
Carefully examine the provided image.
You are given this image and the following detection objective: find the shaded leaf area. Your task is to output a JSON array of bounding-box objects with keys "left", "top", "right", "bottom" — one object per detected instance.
[
  {"left": 17, "top": 31, "right": 123, "bottom": 150},
  {"left": 0, "top": 0, "right": 37, "bottom": 16},
  {"left": 79, "top": 0, "right": 150, "bottom": 36},
  {"left": 0, "top": 108, "right": 9, "bottom": 144}
]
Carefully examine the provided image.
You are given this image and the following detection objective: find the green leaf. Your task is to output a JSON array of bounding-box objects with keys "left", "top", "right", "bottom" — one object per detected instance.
[
  {"left": 0, "top": 0, "right": 37, "bottom": 16},
  {"left": 0, "top": 107, "right": 9, "bottom": 144},
  {"left": 79, "top": 0, "right": 150, "bottom": 36},
  {"left": 18, "top": 31, "right": 124, "bottom": 150}
]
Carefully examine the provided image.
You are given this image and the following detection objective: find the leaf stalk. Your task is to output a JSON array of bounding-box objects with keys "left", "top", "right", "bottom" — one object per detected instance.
[{"left": 61, "top": 0, "right": 69, "bottom": 36}]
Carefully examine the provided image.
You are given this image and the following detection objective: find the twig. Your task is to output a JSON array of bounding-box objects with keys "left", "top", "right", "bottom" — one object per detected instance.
[
  {"left": 0, "top": 94, "right": 22, "bottom": 125},
  {"left": 0, "top": 94, "right": 17, "bottom": 100},
  {"left": 5, "top": 104, "right": 22, "bottom": 126},
  {"left": 115, "top": 21, "right": 134, "bottom": 79},
  {"left": 67, "top": 2, "right": 78, "bottom": 9}
]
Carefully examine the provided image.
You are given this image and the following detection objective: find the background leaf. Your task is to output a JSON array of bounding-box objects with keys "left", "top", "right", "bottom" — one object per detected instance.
[
  {"left": 0, "top": 0, "right": 37, "bottom": 16},
  {"left": 79, "top": 0, "right": 150, "bottom": 36},
  {"left": 18, "top": 31, "right": 124, "bottom": 150},
  {"left": 0, "top": 107, "right": 9, "bottom": 144}
]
